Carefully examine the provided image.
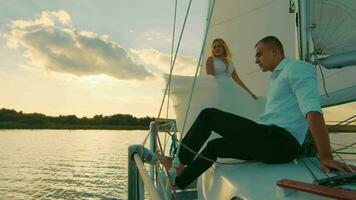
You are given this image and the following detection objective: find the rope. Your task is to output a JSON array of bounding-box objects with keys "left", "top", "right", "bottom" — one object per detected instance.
[
  {"left": 333, "top": 142, "right": 356, "bottom": 152},
  {"left": 141, "top": 130, "right": 151, "bottom": 145},
  {"left": 156, "top": 0, "right": 193, "bottom": 121},
  {"left": 154, "top": 124, "right": 179, "bottom": 200},
  {"left": 169, "top": 125, "right": 178, "bottom": 158},
  {"left": 335, "top": 151, "right": 356, "bottom": 155},
  {"left": 166, "top": 0, "right": 178, "bottom": 120},
  {"left": 162, "top": 0, "right": 178, "bottom": 154},
  {"left": 141, "top": 0, "right": 192, "bottom": 146},
  {"left": 176, "top": 0, "right": 216, "bottom": 156},
  {"left": 164, "top": 128, "right": 251, "bottom": 165},
  {"left": 328, "top": 114, "right": 356, "bottom": 132},
  {"left": 311, "top": 156, "right": 330, "bottom": 177},
  {"left": 316, "top": 64, "right": 329, "bottom": 97},
  {"left": 152, "top": 2, "right": 195, "bottom": 197},
  {"left": 333, "top": 150, "right": 355, "bottom": 173},
  {"left": 301, "top": 159, "right": 318, "bottom": 181},
  {"left": 155, "top": 163, "right": 170, "bottom": 200}
]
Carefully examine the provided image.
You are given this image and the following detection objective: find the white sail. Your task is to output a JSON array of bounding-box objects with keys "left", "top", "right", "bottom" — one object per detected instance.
[
  {"left": 307, "top": 0, "right": 356, "bottom": 106},
  {"left": 167, "top": 0, "right": 356, "bottom": 130},
  {"left": 166, "top": 0, "right": 297, "bottom": 131},
  {"left": 201, "top": 0, "right": 298, "bottom": 97},
  {"left": 309, "top": 0, "right": 356, "bottom": 55}
]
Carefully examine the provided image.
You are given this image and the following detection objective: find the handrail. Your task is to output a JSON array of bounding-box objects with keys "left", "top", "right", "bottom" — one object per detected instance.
[{"left": 133, "top": 153, "right": 162, "bottom": 200}]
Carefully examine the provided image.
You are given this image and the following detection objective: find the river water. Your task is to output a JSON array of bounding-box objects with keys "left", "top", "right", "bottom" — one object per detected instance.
[{"left": 0, "top": 129, "right": 355, "bottom": 199}]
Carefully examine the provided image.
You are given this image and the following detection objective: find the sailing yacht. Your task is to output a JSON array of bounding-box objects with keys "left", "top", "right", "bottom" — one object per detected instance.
[
  {"left": 127, "top": 0, "right": 356, "bottom": 199},
  {"left": 164, "top": 0, "right": 356, "bottom": 199}
]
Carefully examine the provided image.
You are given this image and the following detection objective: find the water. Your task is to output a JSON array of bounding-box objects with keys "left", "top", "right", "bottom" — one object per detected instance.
[
  {"left": 0, "top": 129, "right": 154, "bottom": 200},
  {"left": 0, "top": 130, "right": 355, "bottom": 199}
]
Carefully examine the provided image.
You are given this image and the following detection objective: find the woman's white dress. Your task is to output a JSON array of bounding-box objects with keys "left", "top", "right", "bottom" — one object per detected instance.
[{"left": 165, "top": 57, "right": 265, "bottom": 134}]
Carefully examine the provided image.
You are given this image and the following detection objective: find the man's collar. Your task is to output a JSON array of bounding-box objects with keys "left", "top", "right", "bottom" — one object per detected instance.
[
  {"left": 273, "top": 58, "right": 288, "bottom": 72},
  {"left": 271, "top": 58, "right": 289, "bottom": 79}
]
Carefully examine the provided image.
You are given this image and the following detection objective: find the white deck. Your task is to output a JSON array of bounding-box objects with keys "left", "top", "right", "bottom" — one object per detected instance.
[{"left": 197, "top": 157, "right": 355, "bottom": 199}]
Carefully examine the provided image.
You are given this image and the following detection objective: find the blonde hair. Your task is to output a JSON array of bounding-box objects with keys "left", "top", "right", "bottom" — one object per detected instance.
[{"left": 211, "top": 38, "right": 232, "bottom": 60}]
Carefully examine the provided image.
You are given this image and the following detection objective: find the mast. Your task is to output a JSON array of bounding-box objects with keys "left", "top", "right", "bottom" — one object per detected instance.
[{"left": 297, "top": 0, "right": 311, "bottom": 61}]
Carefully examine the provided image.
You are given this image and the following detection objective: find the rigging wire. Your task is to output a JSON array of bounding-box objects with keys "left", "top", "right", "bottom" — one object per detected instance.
[
  {"left": 332, "top": 142, "right": 356, "bottom": 151},
  {"left": 148, "top": 0, "right": 194, "bottom": 198},
  {"left": 314, "top": 52, "right": 330, "bottom": 97},
  {"left": 163, "top": 0, "right": 178, "bottom": 158},
  {"left": 154, "top": 125, "right": 179, "bottom": 199},
  {"left": 328, "top": 114, "right": 356, "bottom": 131},
  {"left": 156, "top": 0, "right": 193, "bottom": 121},
  {"left": 161, "top": 127, "right": 252, "bottom": 165},
  {"left": 317, "top": 64, "right": 329, "bottom": 97},
  {"left": 330, "top": 119, "right": 356, "bottom": 132},
  {"left": 311, "top": 156, "right": 330, "bottom": 177},
  {"left": 333, "top": 142, "right": 356, "bottom": 152},
  {"left": 166, "top": 0, "right": 178, "bottom": 120},
  {"left": 175, "top": 0, "right": 216, "bottom": 157},
  {"left": 334, "top": 150, "right": 355, "bottom": 173},
  {"left": 302, "top": 159, "right": 319, "bottom": 181},
  {"left": 142, "top": 0, "right": 193, "bottom": 146}
]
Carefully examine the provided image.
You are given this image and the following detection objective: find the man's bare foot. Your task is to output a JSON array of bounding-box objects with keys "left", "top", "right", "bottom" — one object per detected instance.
[
  {"left": 176, "top": 163, "right": 185, "bottom": 176},
  {"left": 158, "top": 155, "right": 185, "bottom": 174},
  {"left": 158, "top": 155, "right": 173, "bottom": 170}
]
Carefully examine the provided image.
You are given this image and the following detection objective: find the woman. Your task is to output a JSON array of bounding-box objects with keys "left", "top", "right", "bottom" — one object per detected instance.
[{"left": 206, "top": 38, "right": 257, "bottom": 100}]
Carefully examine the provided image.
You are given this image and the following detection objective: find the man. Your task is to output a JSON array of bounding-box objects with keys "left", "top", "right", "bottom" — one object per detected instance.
[{"left": 172, "top": 36, "right": 354, "bottom": 189}]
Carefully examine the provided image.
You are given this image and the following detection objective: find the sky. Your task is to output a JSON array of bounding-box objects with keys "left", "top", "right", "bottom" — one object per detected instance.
[
  {"left": 0, "top": 0, "right": 207, "bottom": 118},
  {"left": 0, "top": 0, "right": 355, "bottom": 123}
]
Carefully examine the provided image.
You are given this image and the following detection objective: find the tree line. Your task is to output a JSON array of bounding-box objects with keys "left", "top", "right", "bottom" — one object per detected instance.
[{"left": 0, "top": 108, "right": 159, "bottom": 130}]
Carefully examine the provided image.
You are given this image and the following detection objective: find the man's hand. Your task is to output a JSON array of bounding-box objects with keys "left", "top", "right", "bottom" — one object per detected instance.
[
  {"left": 321, "top": 158, "right": 356, "bottom": 174},
  {"left": 307, "top": 112, "right": 356, "bottom": 174}
]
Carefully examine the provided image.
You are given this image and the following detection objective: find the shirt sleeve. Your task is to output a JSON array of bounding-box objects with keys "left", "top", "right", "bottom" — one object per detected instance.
[{"left": 287, "top": 62, "right": 322, "bottom": 117}]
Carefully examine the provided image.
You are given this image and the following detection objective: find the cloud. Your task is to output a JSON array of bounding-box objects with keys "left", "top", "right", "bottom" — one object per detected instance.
[
  {"left": 141, "top": 30, "right": 171, "bottom": 43},
  {"left": 129, "top": 48, "right": 198, "bottom": 76},
  {"left": 5, "top": 10, "right": 153, "bottom": 80}
]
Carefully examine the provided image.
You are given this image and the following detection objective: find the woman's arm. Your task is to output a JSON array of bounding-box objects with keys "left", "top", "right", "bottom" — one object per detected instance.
[
  {"left": 206, "top": 56, "right": 214, "bottom": 75},
  {"left": 231, "top": 70, "right": 257, "bottom": 99}
]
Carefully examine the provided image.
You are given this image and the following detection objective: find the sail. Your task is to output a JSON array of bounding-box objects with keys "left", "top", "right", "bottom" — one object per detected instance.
[
  {"left": 307, "top": 0, "right": 356, "bottom": 106},
  {"left": 201, "top": 0, "right": 298, "bottom": 97},
  {"left": 309, "top": 0, "right": 356, "bottom": 55},
  {"left": 201, "top": 0, "right": 356, "bottom": 107},
  {"left": 166, "top": 0, "right": 297, "bottom": 131},
  {"left": 166, "top": 0, "right": 356, "bottom": 131}
]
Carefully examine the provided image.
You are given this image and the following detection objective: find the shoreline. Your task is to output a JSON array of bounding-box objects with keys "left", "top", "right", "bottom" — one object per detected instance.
[
  {"left": 0, "top": 124, "right": 149, "bottom": 130},
  {"left": 0, "top": 125, "right": 355, "bottom": 132}
]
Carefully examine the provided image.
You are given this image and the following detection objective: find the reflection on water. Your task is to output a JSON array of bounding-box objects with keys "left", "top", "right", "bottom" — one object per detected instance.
[
  {"left": 0, "top": 129, "right": 150, "bottom": 200},
  {"left": 0, "top": 130, "right": 355, "bottom": 199}
]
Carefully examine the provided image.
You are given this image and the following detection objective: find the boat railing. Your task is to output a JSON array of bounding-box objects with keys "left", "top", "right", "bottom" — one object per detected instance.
[
  {"left": 128, "top": 121, "right": 178, "bottom": 200},
  {"left": 128, "top": 144, "right": 163, "bottom": 200}
]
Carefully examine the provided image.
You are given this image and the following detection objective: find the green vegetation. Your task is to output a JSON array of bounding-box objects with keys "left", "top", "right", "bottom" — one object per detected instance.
[
  {"left": 0, "top": 108, "right": 164, "bottom": 130},
  {"left": 1, "top": 108, "right": 354, "bottom": 132}
]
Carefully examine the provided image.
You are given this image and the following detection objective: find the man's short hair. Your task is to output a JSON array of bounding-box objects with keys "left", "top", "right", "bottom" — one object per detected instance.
[{"left": 255, "top": 36, "right": 284, "bottom": 54}]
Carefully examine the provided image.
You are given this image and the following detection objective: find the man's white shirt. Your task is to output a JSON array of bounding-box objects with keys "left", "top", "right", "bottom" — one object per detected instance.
[{"left": 260, "top": 58, "right": 322, "bottom": 145}]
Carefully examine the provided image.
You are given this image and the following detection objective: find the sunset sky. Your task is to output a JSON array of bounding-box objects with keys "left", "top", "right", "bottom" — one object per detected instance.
[{"left": 0, "top": 0, "right": 354, "bottom": 123}]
